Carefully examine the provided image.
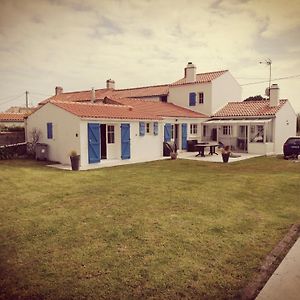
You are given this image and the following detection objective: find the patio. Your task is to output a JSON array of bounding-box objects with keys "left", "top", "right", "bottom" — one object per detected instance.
[
  {"left": 47, "top": 150, "right": 262, "bottom": 170},
  {"left": 178, "top": 150, "right": 261, "bottom": 163}
]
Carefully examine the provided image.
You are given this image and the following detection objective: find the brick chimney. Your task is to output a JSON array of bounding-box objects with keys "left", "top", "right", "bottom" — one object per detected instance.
[
  {"left": 269, "top": 84, "right": 279, "bottom": 107},
  {"left": 106, "top": 79, "right": 115, "bottom": 89},
  {"left": 55, "top": 86, "right": 63, "bottom": 95},
  {"left": 184, "top": 62, "right": 196, "bottom": 83}
]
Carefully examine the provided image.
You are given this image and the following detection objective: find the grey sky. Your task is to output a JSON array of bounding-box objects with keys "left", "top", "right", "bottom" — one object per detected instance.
[{"left": 0, "top": 0, "right": 299, "bottom": 112}]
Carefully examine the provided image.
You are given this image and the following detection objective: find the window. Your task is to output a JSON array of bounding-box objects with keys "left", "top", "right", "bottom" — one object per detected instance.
[
  {"left": 222, "top": 125, "right": 232, "bottom": 135},
  {"left": 160, "top": 96, "right": 167, "bottom": 102},
  {"left": 190, "top": 124, "right": 197, "bottom": 134},
  {"left": 107, "top": 125, "right": 115, "bottom": 143},
  {"left": 199, "top": 92, "right": 204, "bottom": 104},
  {"left": 189, "top": 92, "right": 196, "bottom": 106},
  {"left": 250, "top": 125, "right": 264, "bottom": 143},
  {"left": 47, "top": 122, "right": 53, "bottom": 139},
  {"left": 146, "top": 122, "right": 151, "bottom": 134},
  {"left": 153, "top": 122, "right": 158, "bottom": 135},
  {"left": 139, "top": 122, "right": 145, "bottom": 136}
]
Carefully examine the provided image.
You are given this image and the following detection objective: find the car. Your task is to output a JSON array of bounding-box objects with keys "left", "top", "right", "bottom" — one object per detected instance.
[{"left": 283, "top": 137, "right": 300, "bottom": 158}]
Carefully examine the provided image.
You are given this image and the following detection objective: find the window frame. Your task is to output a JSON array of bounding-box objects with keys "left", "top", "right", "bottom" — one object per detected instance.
[
  {"left": 199, "top": 92, "right": 204, "bottom": 104},
  {"left": 190, "top": 124, "right": 197, "bottom": 135},
  {"left": 47, "top": 122, "right": 53, "bottom": 139},
  {"left": 107, "top": 125, "right": 115, "bottom": 144},
  {"left": 222, "top": 125, "right": 232, "bottom": 136}
]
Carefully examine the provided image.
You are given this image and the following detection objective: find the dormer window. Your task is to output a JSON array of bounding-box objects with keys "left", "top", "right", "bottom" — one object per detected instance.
[{"left": 199, "top": 92, "right": 204, "bottom": 104}]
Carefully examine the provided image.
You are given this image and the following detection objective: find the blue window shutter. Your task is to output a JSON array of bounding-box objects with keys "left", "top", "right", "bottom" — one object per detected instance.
[
  {"left": 189, "top": 92, "right": 196, "bottom": 106},
  {"left": 153, "top": 122, "right": 158, "bottom": 135},
  {"left": 164, "top": 123, "right": 171, "bottom": 142},
  {"left": 47, "top": 123, "right": 53, "bottom": 139},
  {"left": 182, "top": 123, "right": 187, "bottom": 150},
  {"left": 139, "top": 122, "right": 145, "bottom": 136}
]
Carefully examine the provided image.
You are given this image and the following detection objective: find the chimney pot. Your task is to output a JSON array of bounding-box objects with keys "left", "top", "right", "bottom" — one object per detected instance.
[
  {"left": 55, "top": 86, "right": 63, "bottom": 95},
  {"left": 106, "top": 79, "right": 115, "bottom": 89}
]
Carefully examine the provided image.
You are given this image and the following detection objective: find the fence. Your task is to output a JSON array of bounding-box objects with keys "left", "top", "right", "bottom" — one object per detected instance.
[
  {"left": 0, "top": 143, "right": 27, "bottom": 160},
  {"left": 0, "top": 131, "right": 25, "bottom": 146}
]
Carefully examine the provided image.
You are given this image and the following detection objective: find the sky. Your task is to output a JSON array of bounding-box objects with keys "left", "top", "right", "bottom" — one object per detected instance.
[{"left": 0, "top": 0, "right": 299, "bottom": 112}]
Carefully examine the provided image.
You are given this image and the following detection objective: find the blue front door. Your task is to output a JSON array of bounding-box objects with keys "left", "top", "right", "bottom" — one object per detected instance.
[
  {"left": 121, "top": 123, "right": 130, "bottom": 159},
  {"left": 88, "top": 123, "right": 100, "bottom": 163},
  {"left": 182, "top": 123, "right": 187, "bottom": 150}
]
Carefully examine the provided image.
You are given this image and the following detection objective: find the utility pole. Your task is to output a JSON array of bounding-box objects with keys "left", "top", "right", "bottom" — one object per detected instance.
[
  {"left": 25, "top": 91, "right": 29, "bottom": 108},
  {"left": 259, "top": 58, "right": 272, "bottom": 92}
]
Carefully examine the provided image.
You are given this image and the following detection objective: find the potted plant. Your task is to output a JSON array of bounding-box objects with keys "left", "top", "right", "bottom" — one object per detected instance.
[
  {"left": 166, "top": 141, "right": 177, "bottom": 160},
  {"left": 70, "top": 150, "right": 80, "bottom": 170},
  {"left": 221, "top": 145, "right": 231, "bottom": 163}
]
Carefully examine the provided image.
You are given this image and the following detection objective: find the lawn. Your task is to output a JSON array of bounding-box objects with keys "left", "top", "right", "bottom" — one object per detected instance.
[{"left": 0, "top": 157, "right": 300, "bottom": 299}]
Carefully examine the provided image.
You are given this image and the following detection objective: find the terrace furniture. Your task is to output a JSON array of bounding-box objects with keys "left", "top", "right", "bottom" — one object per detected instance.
[
  {"left": 195, "top": 142, "right": 219, "bottom": 157},
  {"left": 187, "top": 139, "right": 198, "bottom": 152}
]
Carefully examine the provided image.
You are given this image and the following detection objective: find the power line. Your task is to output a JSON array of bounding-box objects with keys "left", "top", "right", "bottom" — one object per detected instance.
[
  {"left": 0, "top": 93, "right": 25, "bottom": 106},
  {"left": 241, "top": 74, "right": 300, "bottom": 86},
  {"left": 0, "top": 92, "right": 25, "bottom": 102}
]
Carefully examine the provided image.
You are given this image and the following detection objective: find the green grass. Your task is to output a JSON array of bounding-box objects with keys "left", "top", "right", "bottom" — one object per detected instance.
[{"left": 0, "top": 157, "right": 300, "bottom": 299}]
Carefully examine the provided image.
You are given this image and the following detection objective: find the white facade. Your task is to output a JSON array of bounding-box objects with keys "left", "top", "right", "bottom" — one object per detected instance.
[
  {"left": 202, "top": 100, "right": 297, "bottom": 155},
  {"left": 168, "top": 71, "right": 241, "bottom": 116},
  {"left": 273, "top": 101, "right": 297, "bottom": 153},
  {"left": 211, "top": 72, "right": 241, "bottom": 114},
  {"left": 27, "top": 103, "right": 169, "bottom": 168},
  {"left": 26, "top": 103, "right": 81, "bottom": 164}
]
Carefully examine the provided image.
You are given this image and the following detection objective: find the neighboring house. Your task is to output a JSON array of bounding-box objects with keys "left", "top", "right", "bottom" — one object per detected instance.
[
  {"left": 5, "top": 106, "right": 35, "bottom": 114},
  {"left": 202, "top": 84, "right": 297, "bottom": 154},
  {"left": 0, "top": 113, "right": 27, "bottom": 129},
  {"left": 26, "top": 99, "right": 207, "bottom": 168}
]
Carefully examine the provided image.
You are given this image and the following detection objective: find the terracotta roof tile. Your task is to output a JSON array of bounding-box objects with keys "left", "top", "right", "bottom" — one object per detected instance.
[
  {"left": 213, "top": 100, "right": 287, "bottom": 117},
  {"left": 51, "top": 101, "right": 162, "bottom": 120},
  {"left": 39, "top": 70, "right": 227, "bottom": 105},
  {"left": 0, "top": 113, "right": 26, "bottom": 122},
  {"left": 50, "top": 98, "right": 207, "bottom": 120},
  {"left": 171, "top": 70, "right": 228, "bottom": 85},
  {"left": 113, "top": 98, "right": 208, "bottom": 118},
  {"left": 40, "top": 84, "right": 169, "bottom": 105}
]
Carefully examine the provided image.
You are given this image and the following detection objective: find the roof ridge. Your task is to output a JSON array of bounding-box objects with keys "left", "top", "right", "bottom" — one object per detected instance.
[
  {"left": 196, "top": 70, "right": 228, "bottom": 75},
  {"left": 114, "top": 83, "right": 169, "bottom": 92},
  {"left": 51, "top": 100, "right": 132, "bottom": 109}
]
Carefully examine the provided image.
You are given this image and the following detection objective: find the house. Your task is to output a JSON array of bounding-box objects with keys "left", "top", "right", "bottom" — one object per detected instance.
[
  {"left": 0, "top": 113, "right": 27, "bottom": 129},
  {"left": 26, "top": 98, "right": 207, "bottom": 168},
  {"left": 202, "top": 84, "right": 297, "bottom": 154},
  {"left": 27, "top": 63, "right": 296, "bottom": 168}
]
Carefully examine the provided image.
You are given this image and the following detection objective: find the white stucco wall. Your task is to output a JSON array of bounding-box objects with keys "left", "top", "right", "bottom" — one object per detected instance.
[
  {"left": 273, "top": 101, "right": 297, "bottom": 153},
  {"left": 79, "top": 120, "right": 164, "bottom": 168},
  {"left": 211, "top": 72, "right": 242, "bottom": 114},
  {"left": 26, "top": 103, "right": 81, "bottom": 164},
  {"left": 130, "top": 121, "right": 163, "bottom": 160},
  {"left": 168, "top": 82, "right": 212, "bottom": 116}
]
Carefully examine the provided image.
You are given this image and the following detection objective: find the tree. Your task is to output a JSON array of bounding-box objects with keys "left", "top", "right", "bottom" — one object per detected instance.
[{"left": 244, "top": 95, "right": 266, "bottom": 101}]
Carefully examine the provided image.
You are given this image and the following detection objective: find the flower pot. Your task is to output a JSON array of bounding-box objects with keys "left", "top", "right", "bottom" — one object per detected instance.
[
  {"left": 170, "top": 152, "right": 177, "bottom": 160},
  {"left": 222, "top": 153, "right": 230, "bottom": 163},
  {"left": 70, "top": 155, "right": 80, "bottom": 170}
]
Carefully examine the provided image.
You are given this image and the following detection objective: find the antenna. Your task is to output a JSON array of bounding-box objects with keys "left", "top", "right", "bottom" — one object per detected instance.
[{"left": 259, "top": 58, "right": 272, "bottom": 92}]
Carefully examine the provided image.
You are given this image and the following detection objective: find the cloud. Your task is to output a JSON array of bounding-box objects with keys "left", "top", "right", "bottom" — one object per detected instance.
[{"left": 0, "top": 0, "right": 299, "bottom": 112}]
